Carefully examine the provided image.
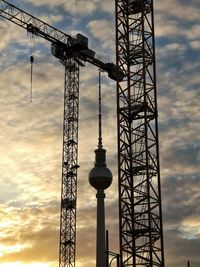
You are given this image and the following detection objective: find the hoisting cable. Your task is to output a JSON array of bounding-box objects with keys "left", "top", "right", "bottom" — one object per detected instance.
[
  {"left": 98, "top": 71, "right": 103, "bottom": 149},
  {"left": 29, "top": 32, "right": 35, "bottom": 102},
  {"left": 30, "top": 55, "right": 34, "bottom": 102}
]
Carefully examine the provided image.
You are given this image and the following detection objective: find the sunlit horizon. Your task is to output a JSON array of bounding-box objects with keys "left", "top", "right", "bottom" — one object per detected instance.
[{"left": 0, "top": 262, "right": 57, "bottom": 267}]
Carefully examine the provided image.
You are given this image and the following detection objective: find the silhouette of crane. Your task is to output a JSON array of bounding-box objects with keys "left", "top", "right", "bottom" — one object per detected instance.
[
  {"left": 115, "top": 0, "right": 165, "bottom": 266},
  {"left": 0, "top": 1, "right": 124, "bottom": 267}
]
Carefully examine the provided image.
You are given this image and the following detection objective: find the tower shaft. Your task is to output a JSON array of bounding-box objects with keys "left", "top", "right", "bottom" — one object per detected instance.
[
  {"left": 96, "top": 190, "right": 106, "bottom": 267},
  {"left": 115, "top": 1, "right": 165, "bottom": 266}
]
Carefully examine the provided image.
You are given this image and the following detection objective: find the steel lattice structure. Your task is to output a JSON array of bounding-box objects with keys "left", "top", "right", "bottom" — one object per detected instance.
[
  {"left": 115, "top": 0, "right": 165, "bottom": 266},
  {"left": 59, "top": 59, "right": 79, "bottom": 267}
]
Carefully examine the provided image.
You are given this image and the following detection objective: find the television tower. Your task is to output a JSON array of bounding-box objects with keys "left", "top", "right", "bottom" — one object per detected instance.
[{"left": 89, "top": 72, "right": 113, "bottom": 267}]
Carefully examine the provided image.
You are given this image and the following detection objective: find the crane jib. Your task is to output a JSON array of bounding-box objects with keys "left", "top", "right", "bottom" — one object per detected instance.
[
  {"left": 0, "top": 0, "right": 125, "bottom": 82},
  {"left": 27, "top": 24, "right": 125, "bottom": 82}
]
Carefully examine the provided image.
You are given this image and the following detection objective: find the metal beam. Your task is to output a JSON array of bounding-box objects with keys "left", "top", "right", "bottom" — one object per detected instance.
[
  {"left": 115, "top": 0, "right": 165, "bottom": 266},
  {"left": 59, "top": 59, "right": 79, "bottom": 267}
]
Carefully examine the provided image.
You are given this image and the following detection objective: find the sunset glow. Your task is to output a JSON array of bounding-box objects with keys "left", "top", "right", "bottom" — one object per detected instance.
[
  {"left": 0, "top": 263, "right": 56, "bottom": 267},
  {"left": 0, "top": 0, "right": 199, "bottom": 267}
]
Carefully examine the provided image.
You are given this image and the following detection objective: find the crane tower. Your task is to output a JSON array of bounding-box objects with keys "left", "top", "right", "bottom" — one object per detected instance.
[{"left": 115, "top": 0, "right": 165, "bottom": 266}]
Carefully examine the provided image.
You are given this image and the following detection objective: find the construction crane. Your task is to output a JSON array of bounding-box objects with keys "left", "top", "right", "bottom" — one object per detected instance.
[
  {"left": 115, "top": 0, "right": 165, "bottom": 266},
  {"left": 0, "top": 1, "right": 124, "bottom": 267},
  {"left": 0, "top": 0, "right": 165, "bottom": 266}
]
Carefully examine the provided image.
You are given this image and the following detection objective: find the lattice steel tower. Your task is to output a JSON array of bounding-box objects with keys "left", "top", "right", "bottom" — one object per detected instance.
[
  {"left": 59, "top": 58, "right": 79, "bottom": 267},
  {"left": 115, "top": 0, "right": 165, "bottom": 266}
]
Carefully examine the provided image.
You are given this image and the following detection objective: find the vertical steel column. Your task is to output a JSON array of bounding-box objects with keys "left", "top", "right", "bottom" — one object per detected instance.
[
  {"left": 59, "top": 58, "right": 80, "bottom": 267},
  {"left": 115, "top": 1, "right": 164, "bottom": 266}
]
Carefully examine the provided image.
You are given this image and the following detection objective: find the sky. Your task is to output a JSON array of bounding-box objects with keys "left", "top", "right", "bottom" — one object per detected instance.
[{"left": 0, "top": 0, "right": 199, "bottom": 267}]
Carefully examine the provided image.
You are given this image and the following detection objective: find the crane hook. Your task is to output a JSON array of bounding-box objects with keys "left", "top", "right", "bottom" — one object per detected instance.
[
  {"left": 30, "top": 55, "right": 34, "bottom": 102},
  {"left": 29, "top": 31, "right": 35, "bottom": 103}
]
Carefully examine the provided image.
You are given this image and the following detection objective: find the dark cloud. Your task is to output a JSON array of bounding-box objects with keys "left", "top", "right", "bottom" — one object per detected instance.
[
  {"left": 161, "top": 174, "right": 200, "bottom": 266},
  {"left": 159, "top": 117, "right": 191, "bottom": 132},
  {"left": 162, "top": 174, "right": 200, "bottom": 225},
  {"left": 176, "top": 0, "right": 199, "bottom": 7},
  {"left": 164, "top": 229, "right": 200, "bottom": 267},
  {"left": 161, "top": 141, "right": 200, "bottom": 170}
]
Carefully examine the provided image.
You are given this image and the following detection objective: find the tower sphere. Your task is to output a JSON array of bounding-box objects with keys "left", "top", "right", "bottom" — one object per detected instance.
[
  {"left": 89, "top": 148, "right": 112, "bottom": 190},
  {"left": 89, "top": 164, "right": 112, "bottom": 190}
]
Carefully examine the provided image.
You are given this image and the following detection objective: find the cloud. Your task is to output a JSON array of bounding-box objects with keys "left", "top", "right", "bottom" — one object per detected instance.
[
  {"left": 161, "top": 173, "right": 200, "bottom": 267},
  {"left": 162, "top": 175, "right": 200, "bottom": 225},
  {"left": 0, "top": 202, "right": 59, "bottom": 263},
  {"left": 0, "top": 0, "right": 200, "bottom": 266},
  {"left": 22, "top": 0, "right": 98, "bottom": 17},
  {"left": 155, "top": 0, "right": 199, "bottom": 22},
  {"left": 155, "top": 0, "right": 200, "bottom": 39},
  {"left": 87, "top": 19, "right": 115, "bottom": 51},
  {"left": 164, "top": 229, "right": 200, "bottom": 267}
]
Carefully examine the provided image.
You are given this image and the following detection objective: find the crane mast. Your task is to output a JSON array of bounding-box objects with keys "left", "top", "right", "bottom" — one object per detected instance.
[
  {"left": 115, "top": 0, "right": 165, "bottom": 266},
  {"left": 59, "top": 58, "right": 79, "bottom": 267},
  {"left": 0, "top": 1, "right": 124, "bottom": 267}
]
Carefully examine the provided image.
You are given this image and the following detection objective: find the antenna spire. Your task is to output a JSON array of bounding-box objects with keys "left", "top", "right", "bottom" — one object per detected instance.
[{"left": 98, "top": 71, "right": 103, "bottom": 149}]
